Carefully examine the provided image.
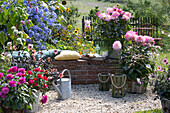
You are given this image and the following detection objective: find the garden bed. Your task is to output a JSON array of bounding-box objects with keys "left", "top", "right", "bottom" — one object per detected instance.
[
  {"left": 38, "top": 84, "right": 162, "bottom": 113},
  {"left": 51, "top": 59, "right": 121, "bottom": 84}
]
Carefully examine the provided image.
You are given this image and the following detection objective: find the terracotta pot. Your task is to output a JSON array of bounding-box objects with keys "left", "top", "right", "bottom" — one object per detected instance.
[
  {"left": 161, "top": 98, "right": 170, "bottom": 113},
  {"left": 126, "top": 79, "right": 146, "bottom": 94}
]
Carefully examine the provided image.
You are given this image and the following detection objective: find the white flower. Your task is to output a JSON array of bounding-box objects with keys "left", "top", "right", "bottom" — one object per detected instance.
[
  {"left": 11, "top": 26, "right": 16, "bottom": 30},
  {"left": 13, "top": 29, "right": 18, "bottom": 34},
  {"left": 7, "top": 42, "right": 12, "bottom": 46}
]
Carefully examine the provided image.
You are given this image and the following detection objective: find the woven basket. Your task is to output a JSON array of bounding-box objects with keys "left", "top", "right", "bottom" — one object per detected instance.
[
  {"left": 98, "top": 73, "right": 111, "bottom": 91},
  {"left": 126, "top": 79, "right": 146, "bottom": 94}
]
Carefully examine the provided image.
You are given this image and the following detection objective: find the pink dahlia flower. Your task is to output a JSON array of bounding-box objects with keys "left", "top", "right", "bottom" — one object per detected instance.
[
  {"left": 96, "top": 11, "right": 100, "bottom": 17},
  {"left": 6, "top": 74, "right": 13, "bottom": 80},
  {"left": 125, "top": 31, "right": 138, "bottom": 41},
  {"left": 19, "top": 77, "right": 25, "bottom": 84},
  {"left": 124, "top": 12, "right": 131, "bottom": 18},
  {"left": 1, "top": 87, "right": 9, "bottom": 94},
  {"left": 99, "top": 13, "right": 106, "bottom": 20},
  {"left": 18, "top": 68, "right": 25, "bottom": 74},
  {"left": 135, "top": 35, "right": 145, "bottom": 43},
  {"left": 157, "top": 66, "right": 162, "bottom": 71},
  {"left": 112, "top": 41, "right": 122, "bottom": 51},
  {"left": 122, "top": 14, "right": 130, "bottom": 21},
  {"left": 106, "top": 7, "right": 113, "bottom": 14},
  {"left": 105, "top": 14, "right": 111, "bottom": 21},
  {"left": 15, "top": 73, "right": 23, "bottom": 77}
]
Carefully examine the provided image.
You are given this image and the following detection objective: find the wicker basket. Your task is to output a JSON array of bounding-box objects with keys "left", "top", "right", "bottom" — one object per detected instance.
[
  {"left": 126, "top": 79, "right": 146, "bottom": 94},
  {"left": 98, "top": 73, "right": 111, "bottom": 91},
  {"left": 110, "top": 74, "right": 127, "bottom": 98}
]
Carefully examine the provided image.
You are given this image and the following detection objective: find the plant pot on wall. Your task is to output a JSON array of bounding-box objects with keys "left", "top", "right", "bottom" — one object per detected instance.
[
  {"left": 161, "top": 98, "right": 170, "bottom": 113},
  {"left": 110, "top": 74, "right": 127, "bottom": 98},
  {"left": 126, "top": 79, "right": 147, "bottom": 94},
  {"left": 98, "top": 73, "right": 111, "bottom": 91}
]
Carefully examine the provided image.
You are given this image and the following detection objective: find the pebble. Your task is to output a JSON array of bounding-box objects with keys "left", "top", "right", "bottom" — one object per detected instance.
[{"left": 38, "top": 84, "right": 162, "bottom": 113}]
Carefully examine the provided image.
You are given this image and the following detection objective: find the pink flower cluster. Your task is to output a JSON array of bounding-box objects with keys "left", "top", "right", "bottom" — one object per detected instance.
[
  {"left": 125, "top": 31, "right": 155, "bottom": 46},
  {"left": 97, "top": 6, "right": 131, "bottom": 21},
  {"left": 112, "top": 41, "right": 122, "bottom": 51},
  {"left": 41, "top": 95, "right": 48, "bottom": 104}
]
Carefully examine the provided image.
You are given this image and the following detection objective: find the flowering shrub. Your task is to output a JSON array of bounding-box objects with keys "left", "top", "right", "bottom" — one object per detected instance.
[
  {"left": 0, "top": 66, "right": 47, "bottom": 111},
  {"left": 150, "top": 58, "right": 170, "bottom": 99},
  {"left": 112, "top": 30, "right": 156, "bottom": 86}
]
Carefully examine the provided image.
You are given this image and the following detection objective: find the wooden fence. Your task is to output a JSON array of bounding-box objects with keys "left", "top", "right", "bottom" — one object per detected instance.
[{"left": 82, "top": 16, "right": 163, "bottom": 47}]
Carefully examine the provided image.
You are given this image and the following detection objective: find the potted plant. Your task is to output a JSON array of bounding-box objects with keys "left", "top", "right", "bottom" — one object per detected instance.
[
  {"left": 95, "top": 4, "right": 131, "bottom": 58},
  {"left": 114, "top": 31, "right": 155, "bottom": 93},
  {"left": 151, "top": 58, "right": 170, "bottom": 113}
]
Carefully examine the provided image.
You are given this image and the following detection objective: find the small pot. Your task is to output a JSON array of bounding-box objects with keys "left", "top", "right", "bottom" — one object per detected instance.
[{"left": 161, "top": 98, "right": 170, "bottom": 113}]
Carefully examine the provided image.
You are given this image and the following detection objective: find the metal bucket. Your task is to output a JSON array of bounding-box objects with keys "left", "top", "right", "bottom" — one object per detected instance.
[{"left": 52, "top": 69, "right": 71, "bottom": 100}]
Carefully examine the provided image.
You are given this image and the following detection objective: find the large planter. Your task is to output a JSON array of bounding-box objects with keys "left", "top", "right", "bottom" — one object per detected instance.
[
  {"left": 25, "top": 90, "right": 40, "bottom": 113},
  {"left": 126, "top": 79, "right": 147, "bottom": 94},
  {"left": 110, "top": 74, "right": 127, "bottom": 98},
  {"left": 161, "top": 98, "right": 170, "bottom": 113},
  {"left": 98, "top": 73, "right": 111, "bottom": 91}
]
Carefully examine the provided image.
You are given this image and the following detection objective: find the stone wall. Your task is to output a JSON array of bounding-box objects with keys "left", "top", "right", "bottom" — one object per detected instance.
[{"left": 51, "top": 59, "right": 121, "bottom": 84}]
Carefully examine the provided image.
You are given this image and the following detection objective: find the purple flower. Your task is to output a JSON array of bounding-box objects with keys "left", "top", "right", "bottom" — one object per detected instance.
[
  {"left": 18, "top": 68, "right": 25, "bottom": 74},
  {"left": 0, "top": 73, "right": 4, "bottom": 79},
  {"left": 19, "top": 77, "right": 25, "bottom": 84},
  {"left": 10, "top": 66, "right": 18, "bottom": 73},
  {"left": 9, "top": 81, "right": 15, "bottom": 87},
  {"left": 41, "top": 95, "right": 48, "bottom": 104},
  {"left": 162, "top": 58, "right": 168, "bottom": 65},
  {"left": 157, "top": 66, "right": 162, "bottom": 71},
  {"left": 7, "top": 68, "right": 12, "bottom": 73},
  {"left": 6, "top": 74, "right": 13, "bottom": 80},
  {"left": 15, "top": 73, "right": 23, "bottom": 77},
  {"left": 1, "top": 87, "right": 9, "bottom": 94},
  {"left": 0, "top": 93, "right": 6, "bottom": 99}
]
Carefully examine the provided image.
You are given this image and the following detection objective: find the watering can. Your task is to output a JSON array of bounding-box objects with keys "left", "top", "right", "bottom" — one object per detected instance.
[{"left": 52, "top": 69, "right": 71, "bottom": 100}]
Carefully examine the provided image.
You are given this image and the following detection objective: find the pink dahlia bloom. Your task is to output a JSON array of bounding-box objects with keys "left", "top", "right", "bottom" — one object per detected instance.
[
  {"left": 1, "top": 87, "right": 9, "bottom": 94},
  {"left": 6, "top": 74, "right": 13, "bottom": 80},
  {"left": 106, "top": 7, "right": 113, "bottom": 14},
  {"left": 99, "top": 13, "right": 106, "bottom": 20},
  {"left": 105, "top": 14, "right": 111, "bottom": 21},
  {"left": 117, "top": 8, "right": 124, "bottom": 14},
  {"left": 122, "top": 14, "right": 130, "bottom": 21},
  {"left": 9, "top": 66, "right": 18, "bottom": 73},
  {"left": 137, "top": 78, "right": 141, "bottom": 84},
  {"left": 124, "top": 12, "right": 131, "bottom": 18},
  {"left": 135, "top": 35, "right": 145, "bottom": 43},
  {"left": 28, "top": 79, "right": 33, "bottom": 84},
  {"left": 28, "top": 44, "right": 33, "bottom": 50},
  {"left": 111, "top": 11, "right": 120, "bottom": 18},
  {"left": 9, "top": 81, "right": 15, "bottom": 87},
  {"left": 19, "top": 77, "right": 25, "bottom": 84},
  {"left": 96, "top": 11, "right": 100, "bottom": 17},
  {"left": 125, "top": 31, "right": 138, "bottom": 41},
  {"left": 18, "top": 68, "right": 25, "bottom": 74},
  {"left": 112, "top": 41, "right": 122, "bottom": 51},
  {"left": 0, "top": 73, "right": 3, "bottom": 79},
  {"left": 41, "top": 95, "right": 48, "bottom": 104},
  {"left": 113, "top": 6, "right": 118, "bottom": 11}
]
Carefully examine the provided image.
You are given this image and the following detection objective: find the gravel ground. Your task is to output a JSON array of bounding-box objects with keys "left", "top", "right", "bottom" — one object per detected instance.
[{"left": 38, "top": 84, "right": 161, "bottom": 113}]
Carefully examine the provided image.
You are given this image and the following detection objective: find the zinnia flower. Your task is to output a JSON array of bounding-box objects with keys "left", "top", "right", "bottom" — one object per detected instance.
[
  {"left": 37, "top": 74, "right": 42, "bottom": 79},
  {"left": 34, "top": 68, "right": 40, "bottom": 72},
  {"left": 19, "top": 77, "right": 25, "bottom": 84},
  {"left": 0, "top": 73, "right": 4, "bottom": 79},
  {"left": 18, "top": 68, "right": 25, "bottom": 74},
  {"left": 28, "top": 44, "right": 33, "bottom": 50},
  {"left": 10, "top": 66, "right": 18, "bottom": 73},
  {"left": 15, "top": 73, "right": 23, "bottom": 77},
  {"left": 34, "top": 77, "right": 37, "bottom": 81},
  {"left": 6, "top": 74, "right": 13, "bottom": 80},
  {"left": 43, "top": 84, "right": 47, "bottom": 88},
  {"left": 27, "top": 71, "right": 33, "bottom": 75},
  {"left": 157, "top": 66, "right": 162, "bottom": 71},
  {"left": 112, "top": 41, "right": 122, "bottom": 51},
  {"left": 33, "top": 82, "right": 37, "bottom": 86},
  {"left": 28, "top": 79, "right": 33, "bottom": 84},
  {"left": 162, "top": 58, "right": 168, "bottom": 65},
  {"left": 41, "top": 95, "right": 48, "bottom": 104},
  {"left": 40, "top": 69, "right": 44, "bottom": 72},
  {"left": 9, "top": 81, "right": 15, "bottom": 87},
  {"left": 43, "top": 76, "right": 48, "bottom": 80},
  {"left": 137, "top": 78, "right": 141, "bottom": 84},
  {"left": 96, "top": 11, "right": 100, "bottom": 17},
  {"left": 1, "top": 87, "right": 9, "bottom": 94}
]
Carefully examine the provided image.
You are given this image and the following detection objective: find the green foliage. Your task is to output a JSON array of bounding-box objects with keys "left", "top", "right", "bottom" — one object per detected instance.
[
  {"left": 134, "top": 108, "right": 163, "bottom": 113},
  {"left": 123, "top": 0, "right": 169, "bottom": 26}
]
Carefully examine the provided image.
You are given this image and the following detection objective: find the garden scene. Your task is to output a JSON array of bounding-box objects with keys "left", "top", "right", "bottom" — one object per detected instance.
[{"left": 0, "top": 0, "right": 169, "bottom": 113}]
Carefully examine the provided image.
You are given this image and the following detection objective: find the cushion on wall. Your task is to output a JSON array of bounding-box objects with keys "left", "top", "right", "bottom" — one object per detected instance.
[{"left": 54, "top": 50, "right": 81, "bottom": 60}]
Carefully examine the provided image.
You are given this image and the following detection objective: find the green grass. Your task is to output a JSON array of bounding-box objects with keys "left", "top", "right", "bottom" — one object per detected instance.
[{"left": 134, "top": 109, "right": 163, "bottom": 113}]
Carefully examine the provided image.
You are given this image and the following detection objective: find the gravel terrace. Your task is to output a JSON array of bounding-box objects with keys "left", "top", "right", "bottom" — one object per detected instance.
[{"left": 38, "top": 84, "right": 162, "bottom": 113}]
